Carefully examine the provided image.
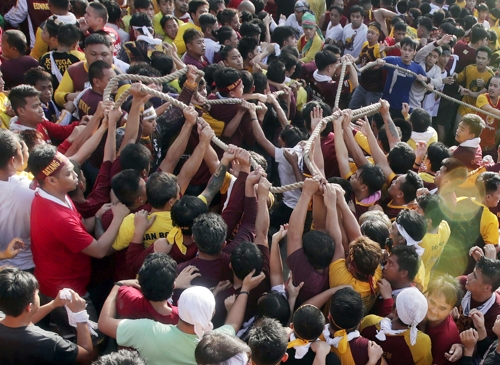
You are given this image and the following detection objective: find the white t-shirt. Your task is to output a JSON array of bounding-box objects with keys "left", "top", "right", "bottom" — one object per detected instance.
[
  {"left": 0, "top": 175, "right": 35, "bottom": 270},
  {"left": 275, "top": 145, "right": 303, "bottom": 209},
  {"left": 326, "top": 23, "right": 343, "bottom": 42},
  {"left": 286, "top": 14, "right": 304, "bottom": 36},
  {"left": 204, "top": 38, "right": 221, "bottom": 64},
  {"left": 342, "top": 23, "right": 368, "bottom": 59}
]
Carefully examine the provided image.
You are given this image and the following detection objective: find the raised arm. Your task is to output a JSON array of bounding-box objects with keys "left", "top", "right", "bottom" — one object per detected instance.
[
  {"left": 267, "top": 92, "right": 289, "bottom": 129},
  {"left": 251, "top": 106, "right": 277, "bottom": 158},
  {"left": 324, "top": 183, "right": 343, "bottom": 262},
  {"left": 254, "top": 176, "right": 272, "bottom": 248},
  {"left": 69, "top": 116, "right": 109, "bottom": 165},
  {"left": 334, "top": 111, "right": 353, "bottom": 178},
  {"left": 343, "top": 116, "right": 370, "bottom": 169},
  {"left": 336, "top": 185, "right": 362, "bottom": 241},
  {"left": 287, "top": 177, "right": 321, "bottom": 256},
  {"left": 222, "top": 103, "right": 250, "bottom": 138},
  {"left": 379, "top": 99, "right": 400, "bottom": 149},
  {"left": 270, "top": 225, "right": 288, "bottom": 287},
  {"left": 200, "top": 146, "right": 235, "bottom": 205}
]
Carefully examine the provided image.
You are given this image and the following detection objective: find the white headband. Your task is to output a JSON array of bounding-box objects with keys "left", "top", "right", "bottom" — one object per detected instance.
[
  {"left": 142, "top": 106, "right": 157, "bottom": 121},
  {"left": 396, "top": 222, "right": 424, "bottom": 256},
  {"left": 133, "top": 26, "right": 162, "bottom": 45}
]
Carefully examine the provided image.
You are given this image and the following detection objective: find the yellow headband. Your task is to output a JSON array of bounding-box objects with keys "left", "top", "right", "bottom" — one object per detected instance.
[{"left": 368, "top": 25, "right": 380, "bottom": 35}]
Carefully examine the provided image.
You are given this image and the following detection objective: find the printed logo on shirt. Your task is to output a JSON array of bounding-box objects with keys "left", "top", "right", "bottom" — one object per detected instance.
[
  {"left": 345, "top": 31, "right": 357, "bottom": 51},
  {"left": 33, "top": 2, "right": 50, "bottom": 10}
]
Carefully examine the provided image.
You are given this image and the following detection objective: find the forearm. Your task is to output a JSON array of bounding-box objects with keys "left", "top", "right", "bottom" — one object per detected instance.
[
  {"left": 254, "top": 190, "right": 269, "bottom": 246},
  {"left": 304, "top": 286, "right": 343, "bottom": 308},
  {"left": 222, "top": 110, "right": 245, "bottom": 138},
  {"left": 272, "top": 99, "right": 288, "bottom": 128},
  {"left": 313, "top": 193, "right": 327, "bottom": 231},
  {"left": 344, "top": 128, "right": 369, "bottom": 168},
  {"left": 225, "top": 292, "right": 249, "bottom": 332},
  {"left": 334, "top": 122, "right": 351, "bottom": 178},
  {"left": 95, "top": 216, "right": 123, "bottom": 257},
  {"left": 98, "top": 285, "right": 121, "bottom": 338},
  {"left": 382, "top": 112, "right": 400, "bottom": 148},
  {"left": 118, "top": 100, "right": 142, "bottom": 154},
  {"left": 69, "top": 126, "right": 107, "bottom": 165},
  {"left": 270, "top": 237, "right": 284, "bottom": 286},
  {"left": 290, "top": 160, "right": 304, "bottom": 182},
  {"left": 312, "top": 135, "right": 325, "bottom": 176},
  {"left": 252, "top": 117, "right": 275, "bottom": 156},
  {"left": 76, "top": 322, "right": 93, "bottom": 358},
  {"left": 201, "top": 161, "right": 229, "bottom": 205},
  {"left": 338, "top": 199, "right": 362, "bottom": 241},
  {"left": 95, "top": 217, "right": 105, "bottom": 239},
  {"left": 159, "top": 122, "right": 194, "bottom": 173},
  {"left": 326, "top": 204, "right": 343, "bottom": 253},
  {"left": 177, "top": 139, "right": 210, "bottom": 194},
  {"left": 469, "top": 90, "right": 486, "bottom": 99},
  {"left": 31, "top": 301, "right": 57, "bottom": 324},
  {"left": 104, "top": 124, "right": 117, "bottom": 162},
  {"left": 287, "top": 192, "right": 313, "bottom": 256}
]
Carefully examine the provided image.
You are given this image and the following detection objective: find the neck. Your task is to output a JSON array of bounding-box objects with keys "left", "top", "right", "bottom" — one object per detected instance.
[
  {"left": 90, "top": 24, "right": 104, "bottom": 32},
  {"left": 477, "top": 66, "right": 487, "bottom": 73},
  {"left": 41, "top": 186, "right": 68, "bottom": 204},
  {"left": 243, "top": 59, "right": 251, "bottom": 68},
  {"left": 174, "top": 9, "right": 186, "bottom": 18},
  {"left": 391, "top": 196, "right": 406, "bottom": 206},
  {"left": 1, "top": 314, "right": 32, "bottom": 328},
  {"left": 52, "top": 9, "right": 69, "bottom": 16},
  {"left": 176, "top": 319, "right": 196, "bottom": 334},
  {"left": 402, "top": 58, "right": 412, "bottom": 65},
  {"left": 471, "top": 290, "right": 494, "bottom": 303},
  {"left": 391, "top": 318, "right": 408, "bottom": 330},
  {"left": 391, "top": 280, "right": 412, "bottom": 291},
  {"left": 18, "top": 118, "right": 39, "bottom": 129},
  {"left": 149, "top": 300, "right": 172, "bottom": 315},
  {"left": 151, "top": 207, "right": 169, "bottom": 213},
  {"left": 368, "top": 40, "right": 377, "bottom": 47},
  {"left": 469, "top": 42, "right": 479, "bottom": 49},
  {"left": 187, "top": 51, "right": 203, "bottom": 61},
  {"left": 197, "top": 251, "right": 221, "bottom": 260},
  {"left": 92, "top": 87, "right": 104, "bottom": 95},
  {"left": 57, "top": 45, "right": 73, "bottom": 52},
  {"left": 0, "top": 168, "right": 14, "bottom": 182},
  {"left": 426, "top": 316, "right": 447, "bottom": 328},
  {"left": 354, "top": 189, "right": 369, "bottom": 202},
  {"left": 233, "top": 275, "right": 243, "bottom": 290}
]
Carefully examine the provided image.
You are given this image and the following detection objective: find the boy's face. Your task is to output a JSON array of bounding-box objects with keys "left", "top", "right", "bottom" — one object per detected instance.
[
  {"left": 229, "top": 79, "right": 244, "bottom": 98},
  {"left": 466, "top": 0, "right": 476, "bottom": 9},
  {"left": 224, "top": 48, "right": 243, "bottom": 69},
  {"left": 163, "top": 19, "right": 179, "bottom": 40},
  {"left": 394, "top": 29, "right": 407, "bottom": 42},
  {"left": 159, "top": 0, "right": 174, "bottom": 15},
  {"left": 400, "top": 44, "right": 416, "bottom": 64},
  {"left": 455, "top": 121, "right": 474, "bottom": 144},
  {"left": 187, "top": 36, "right": 206, "bottom": 56},
  {"left": 138, "top": 5, "right": 155, "bottom": 20},
  {"left": 41, "top": 25, "right": 54, "bottom": 45},
  {"left": 476, "top": 51, "right": 490, "bottom": 69},
  {"left": 284, "top": 35, "right": 298, "bottom": 48},
  {"left": 330, "top": 9, "right": 341, "bottom": 26},
  {"left": 366, "top": 29, "right": 379, "bottom": 44},
  {"left": 94, "top": 67, "right": 116, "bottom": 92},
  {"left": 18, "top": 96, "right": 44, "bottom": 124},
  {"left": 35, "top": 79, "right": 53, "bottom": 104},
  {"left": 142, "top": 117, "right": 157, "bottom": 136},
  {"left": 425, "top": 50, "right": 439, "bottom": 67},
  {"left": 52, "top": 160, "right": 79, "bottom": 193},
  {"left": 479, "top": 10, "right": 488, "bottom": 21},
  {"left": 303, "top": 27, "right": 315, "bottom": 40},
  {"left": 294, "top": 10, "right": 304, "bottom": 22},
  {"left": 225, "top": 30, "right": 239, "bottom": 47},
  {"left": 382, "top": 253, "right": 403, "bottom": 284},
  {"left": 438, "top": 52, "right": 450, "bottom": 67},
  {"left": 175, "top": 0, "right": 189, "bottom": 14}
]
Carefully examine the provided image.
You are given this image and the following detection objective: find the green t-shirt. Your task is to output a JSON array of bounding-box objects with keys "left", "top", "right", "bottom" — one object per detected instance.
[{"left": 117, "top": 319, "right": 235, "bottom": 365}]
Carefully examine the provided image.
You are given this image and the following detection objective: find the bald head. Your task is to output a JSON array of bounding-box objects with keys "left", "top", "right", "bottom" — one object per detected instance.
[{"left": 238, "top": 0, "right": 255, "bottom": 14}]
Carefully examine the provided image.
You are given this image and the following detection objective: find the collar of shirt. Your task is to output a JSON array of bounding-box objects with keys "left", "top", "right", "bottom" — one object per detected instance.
[{"left": 37, "top": 188, "right": 73, "bottom": 210}]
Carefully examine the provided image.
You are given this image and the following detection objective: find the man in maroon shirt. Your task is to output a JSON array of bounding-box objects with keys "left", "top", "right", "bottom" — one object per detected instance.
[
  {"left": 183, "top": 28, "right": 209, "bottom": 70},
  {"left": 0, "top": 30, "right": 39, "bottom": 90}
]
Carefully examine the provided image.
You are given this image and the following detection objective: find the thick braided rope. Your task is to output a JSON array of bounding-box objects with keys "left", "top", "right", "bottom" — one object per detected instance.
[
  {"left": 355, "top": 61, "right": 500, "bottom": 121},
  {"left": 335, "top": 60, "right": 347, "bottom": 110}
]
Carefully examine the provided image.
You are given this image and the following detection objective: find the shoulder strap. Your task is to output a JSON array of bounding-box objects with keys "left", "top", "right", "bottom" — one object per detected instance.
[{"left": 49, "top": 52, "right": 64, "bottom": 82}]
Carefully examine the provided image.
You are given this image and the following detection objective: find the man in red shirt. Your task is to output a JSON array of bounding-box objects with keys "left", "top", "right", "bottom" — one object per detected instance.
[{"left": 27, "top": 144, "right": 130, "bottom": 342}]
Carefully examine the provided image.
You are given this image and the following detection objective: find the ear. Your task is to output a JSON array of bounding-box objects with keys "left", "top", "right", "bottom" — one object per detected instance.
[
  {"left": 281, "top": 353, "right": 289, "bottom": 363},
  {"left": 229, "top": 90, "right": 237, "bottom": 98},
  {"left": 223, "top": 60, "right": 229, "bottom": 67},
  {"left": 400, "top": 269, "right": 408, "bottom": 279}
]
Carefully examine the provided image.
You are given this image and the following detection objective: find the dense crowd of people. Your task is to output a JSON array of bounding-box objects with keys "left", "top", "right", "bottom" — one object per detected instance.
[{"left": 2, "top": 0, "right": 500, "bottom": 364}]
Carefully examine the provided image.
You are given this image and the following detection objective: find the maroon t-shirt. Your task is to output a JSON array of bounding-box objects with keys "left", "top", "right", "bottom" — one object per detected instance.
[
  {"left": 76, "top": 88, "right": 103, "bottom": 118},
  {"left": 425, "top": 315, "right": 461, "bottom": 365},
  {"left": 449, "top": 42, "right": 477, "bottom": 74},
  {"left": 116, "top": 286, "right": 179, "bottom": 324},
  {"left": 286, "top": 248, "right": 329, "bottom": 308},
  {"left": 1, "top": 56, "right": 39, "bottom": 90},
  {"left": 74, "top": 160, "right": 112, "bottom": 219}
]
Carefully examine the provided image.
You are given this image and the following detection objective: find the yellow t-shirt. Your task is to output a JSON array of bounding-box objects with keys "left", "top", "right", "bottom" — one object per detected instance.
[
  {"left": 329, "top": 259, "right": 382, "bottom": 313},
  {"left": 418, "top": 172, "right": 435, "bottom": 185},
  {"left": 420, "top": 220, "right": 451, "bottom": 289},
  {"left": 0, "top": 93, "right": 11, "bottom": 129},
  {"left": 473, "top": 199, "right": 500, "bottom": 245},
  {"left": 173, "top": 22, "right": 200, "bottom": 55},
  {"left": 456, "top": 65, "right": 494, "bottom": 116},
  {"left": 30, "top": 27, "right": 49, "bottom": 61},
  {"left": 360, "top": 315, "right": 433, "bottom": 365},
  {"left": 408, "top": 132, "right": 438, "bottom": 150},
  {"left": 414, "top": 260, "right": 427, "bottom": 292}
]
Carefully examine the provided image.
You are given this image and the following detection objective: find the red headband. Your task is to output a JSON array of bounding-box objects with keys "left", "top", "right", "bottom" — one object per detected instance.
[
  {"left": 36, "top": 152, "right": 67, "bottom": 181},
  {"left": 218, "top": 79, "right": 242, "bottom": 94}
]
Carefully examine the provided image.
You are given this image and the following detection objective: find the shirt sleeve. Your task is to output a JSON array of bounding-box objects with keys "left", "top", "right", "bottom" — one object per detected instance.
[
  {"left": 116, "top": 319, "right": 151, "bottom": 349},
  {"left": 480, "top": 208, "right": 499, "bottom": 245},
  {"left": 112, "top": 214, "right": 135, "bottom": 250},
  {"left": 476, "top": 93, "right": 489, "bottom": 109},
  {"left": 52, "top": 217, "right": 94, "bottom": 254},
  {"left": 30, "top": 27, "right": 48, "bottom": 61},
  {"left": 4, "top": 0, "right": 28, "bottom": 27},
  {"left": 55, "top": 70, "right": 75, "bottom": 107}
]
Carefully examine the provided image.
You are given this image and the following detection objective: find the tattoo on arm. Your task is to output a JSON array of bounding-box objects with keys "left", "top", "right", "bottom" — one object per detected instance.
[{"left": 203, "top": 163, "right": 228, "bottom": 204}]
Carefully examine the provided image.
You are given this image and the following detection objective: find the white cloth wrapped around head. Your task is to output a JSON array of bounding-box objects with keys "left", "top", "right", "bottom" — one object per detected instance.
[
  {"left": 396, "top": 287, "right": 428, "bottom": 346},
  {"left": 178, "top": 286, "right": 216, "bottom": 339}
]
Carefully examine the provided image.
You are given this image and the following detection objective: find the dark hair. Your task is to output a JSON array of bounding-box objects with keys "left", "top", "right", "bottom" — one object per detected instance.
[
  {"left": 302, "top": 100, "right": 333, "bottom": 136},
  {"left": 0, "top": 129, "right": 20, "bottom": 169},
  {"left": 103, "top": 0, "right": 122, "bottom": 24},
  {"left": 293, "top": 305, "right": 325, "bottom": 341},
  {"left": 477, "top": 45, "right": 493, "bottom": 59},
  {"left": 409, "top": 108, "right": 431, "bottom": 133},
  {"left": 119, "top": 143, "right": 151, "bottom": 173},
  {"left": 199, "top": 13, "right": 217, "bottom": 33},
  {"left": 130, "top": 12, "right": 153, "bottom": 29},
  {"left": 460, "top": 113, "right": 486, "bottom": 138},
  {"left": 0, "top": 268, "right": 39, "bottom": 317},
  {"left": 146, "top": 172, "right": 178, "bottom": 209},
  {"left": 277, "top": 52, "right": 299, "bottom": 72},
  {"left": 240, "top": 70, "right": 254, "bottom": 93},
  {"left": 388, "top": 142, "right": 416, "bottom": 175},
  {"left": 350, "top": 5, "right": 365, "bottom": 16},
  {"left": 427, "top": 274, "right": 463, "bottom": 307},
  {"left": 471, "top": 24, "right": 489, "bottom": 44},
  {"left": 89, "top": 1, "right": 108, "bottom": 21},
  {"left": 396, "top": 0, "right": 409, "bottom": 14},
  {"left": 394, "top": 22, "right": 408, "bottom": 32},
  {"left": 256, "top": 292, "right": 290, "bottom": 327},
  {"left": 9, "top": 85, "right": 41, "bottom": 115},
  {"left": 476, "top": 256, "right": 500, "bottom": 291},
  {"left": 44, "top": 16, "right": 62, "bottom": 38},
  {"left": 196, "top": 333, "right": 250, "bottom": 365},
  {"left": 93, "top": 349, "right": 147, "bottom": 365},
  {"left": 361, "top": 219, "right": 390, "bottom": 248},
  {"left": 303, "top": 230, "right": 335, "bottom": 269},
  {"left": 138, "top": 253, "right": 177, "bottom": 301},
  {"left": 440, "top": 21, "right": 456, "bottom": 35},
  {"left": 400, "top": 36, "right": 418, "bottom": 50},
  {"left": 214, "top": 68, "right": 241, "bottom": 96},
  {"left": 419, "top": 2, "right": 431, "bottom": 15},
  {"left": 188, "top": 0, "right": 209, "bottom": 17},
  {"left": 208, "top": 0, "right": 225, "bottom": 13},
  {"left": 84, "top": 33, "right": 111, "bottom": 48},
  {"left": 134, "top": 0, "right": 153, "bottom": 9},
  {"left": 418, "top": 16, "right": 432, "bottom": 32},
  {"left": 476, "top": 172, "right": 500, "bottom": 200},
  {"left": 49, "top": 0, "right": 70, "bottom": 9},
  {"left": 350, "top": 236, "right": 383, "bottom": 277},
  {"left": 249, "top": 318, "right": 288, "bottom": 365},
  {"left": 252, "top": 72, "right": 268, "bottom": 94},
  {"left": 358, "top": 164, "right": 386, "bottom": 196},
  {"left": 417, "top": 193, "right": 444, "bottom": 229},
  {"left": 315, "top": 50, "right": 337, "bottom": 71},
  {"left": 448, "top": 4, "right": 462, "bottom": 18},
  {"left": 279, "top": 125, "right": 305, "bottom": 147},
  {"left": 217, "top": 8, "right": 238, "bottom": 25},
  {"left": 464, "top": 15, "right": 478, "bottom": 31},
  {"left": 329, "top": 287, "right": 364, "bottom": 330},
  {"left": 171, "top": 195, "right": 208, "bottom": 234},
  {"left": 251, "top": 0, "right": 265, "bottom": 13},
  {"left": 27, "top": 144, "right": 58, "bottom": 183},
  {"left": 239, "top": 22, "right": 261, "bottom": 38},
  {"left": 192, "top": 213, "right": 228, "bottom": 255},
  {"left": 400, "top": 170, "right": 424, "bottom": 203},
  {"left": 183, "top": 27, "right": 204, "bottom": 44},
  {"left": 427, "top": 142, "right": 451, "bottom": 172},
  {"left": 266, "top": 60, "right": 286, "bottom": 83},
  {"left": 396, "top": 208, "right": 427, "bottom": 243},
  {"left": 88, "top": 60, "right": 112, "bottom": 87},
  {"left": 238, "top": 37, "right": 259, "bottom": 60},
  {"left": 151, "top": 54, "right": 174, "bottom": 76},
  {"left": 216, "top": 25, "right": 235, "bottom": 44},
  {"left": 231, "top": 241, "right": 263, "bottom": 280},
  {"left": 391, "top": 245, "right": 420, "bottom": 281},
  {"left": 395, "top": 119, "right": 412, "bottom": 142},
  {"left": 4, "top": 29, "right": 27, "bottom": 55},
  {"left": 280, "top": 45, "right": 300, "bottom": 58},
  {"left": 203, "top": 63, "right": 225, "bottom": 91},
  {"left": 271, "top": 26, "right": 297, "bottom": 47},
  {"left": 57, "top": 23, "right": 82, "bottom": 47},
  {"left": 24, "top": 67, "right": 52, "bottom": 87},
  {"left": 111, "top": 169, "right": 143, "bottom": 206}
]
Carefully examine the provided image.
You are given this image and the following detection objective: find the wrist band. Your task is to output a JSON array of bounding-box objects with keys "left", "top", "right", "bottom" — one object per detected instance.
[
  {"left": 114, "top": 282, "right": 124, "bottom": 287},
  {"left": 239, "top": 291, "right": 249, "bottom": 296}
]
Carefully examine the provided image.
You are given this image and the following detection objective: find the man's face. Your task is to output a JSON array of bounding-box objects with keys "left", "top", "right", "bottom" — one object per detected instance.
[
  {"left": 295, "top": 10, "right": 304, "bottom": 22},
  {"left": 330, "top": 8, "right": 341, "bottom": 26},
  {"left": 159, "top": 0, "right": 174, "bottom": 15},
  {"left": 206, "top": 20, "right": 219, "bottom": 38},
  {"left": 425, "top": 50, "right": 439, "bottom": 67},
  {"left": 349, "top": 168, "right": 364, "bottom": 192},
  {"left": 163, "top": 19, "right": 179, "bottom": 40},
  {"left": 41, "top": 24, "right": 52, "bottom": 44},
  {"left": 230, "top": 79, "right": 244, "bottom": 98},
  {"left": 489, "top": 78, "right": 500, "bottom": 99},
  {"left": 225, "top": 30, "right": 239, "bottom": 47},
  {"left": 466, "top": 268, "right": 489, "bottom": 295},
  {"left": 284, "top": 35, "right": 298, "bottom": 48},
  {"left": 476, "top": 51, "right": 490, "bottom": 69},
  {"left": 85, "top": 44, "right": 113, "bottom": 66},
  {"left": 193, "top": 5, "right": 209, "bottom": 25},
  {"left": 95, "top": 67, "right": 115, "bottom": 91},
  {"left": 303, "top": 27, "right": 316, "bottom": 40},
  {"left": 417, "top": 25, "right": 427, "bottom": 39},
  {"left": 137, "top": 5, "right": 155, "bottom": 20},
  {"left": 382, "top": 253, "right": 402, "bottom": 284},
  {"left": 35, "top": 80, "right": 53, "bottom": 104},
  {"left": 394, "top": 30, "right": 407, "bottom": 43},
  {"left": 18, "top": 96, "right": 44, "bottom": 125},
  {"left": 350, "top": 11, "right": 363, "bottom": 29},
  {"left": 334, "top": 0, "right": 344, "bottom": 10},
  {"left": 224, "top": 48, "right": 243, "bottom": 69},
  {"left": 485, "top": 185, "right": 500, "bottom": 207},
  {"left": 400, "top": 44, "right": 416, "bottom": 64},
  {"left": 187, "top": 36, "right": 206, "bottom": 56},
  {"left": 426, "top": 292, "right": 453, "bottom": 323},
  {"left": 84, "top": 6, "right": 100, "bottom": 29},
  {"left": 455, "top": 121, "right": 474, "bottom": 144},
  {"left": 434, "top": 165, "right": 446, "bottom": 188},
  {"left": 53, "top": 160, "right": 79, "bottom": 193},
  {"left": 175, "top": 0, "right": 189, "bottom": 13},
  {"left": 388, "top": 174, "right": 405, "bottom": 199},
  {"left": 466, "top": 0, "right": 476, "bottom": 10},
  {"left": 142, "top": 117, "right": 157, "bottom": 136},
  {"left": 479, "top": 10, "right": 489, "bottom": 21},
  {"left": 229, "top": 14, "right": 240, "bottom": 31},
  {"left": 1, "top": 35, "right": 16, "bottom": 60},
  {"left": 438, "top": 53, "right": 450, "bottom": 67}
]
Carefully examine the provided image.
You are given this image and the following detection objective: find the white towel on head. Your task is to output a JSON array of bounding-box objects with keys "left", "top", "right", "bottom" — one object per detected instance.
[
  {"left": 178, "top": 286, "right": 216, "bottom": 339},
  {"left": 396, "top": 287, "right": 428, "bottom": 345}
]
